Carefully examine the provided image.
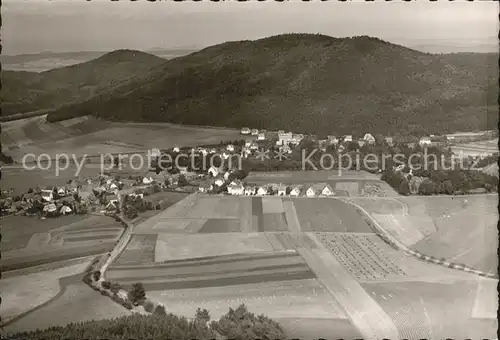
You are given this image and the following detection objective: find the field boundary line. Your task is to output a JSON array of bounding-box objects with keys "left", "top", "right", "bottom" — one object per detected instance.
[
  {"left": 298, "top": 233, "right": 400, "bottom": 340},
  {"left": 342, "top": 199, "right": 498, "bottom": 279}
]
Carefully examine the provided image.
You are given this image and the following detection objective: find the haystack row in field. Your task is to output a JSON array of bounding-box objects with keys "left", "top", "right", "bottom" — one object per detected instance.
[
  {"left": 297, "top": 238, "right": 399, "bottom": 340},
  {"left": 146, "top": 278, "right": 347, "bottom": 320},
  {"left": 472, "top": 279, "right": 498, "bottom": 319},
  {"left": 154, "top": 233, "right": 275, "bottom": 261},
  {"left": 293, "top": 198, "right": 373, "bottom": 233},
  {"left": 0, "top": 260, "right": 92, "bottom": 322},
  {"left": 317, "top": 233, "right": 407, "bottom": 281},
  {"left": 372, "top": 214, "right": 425, "bottom": 246}
]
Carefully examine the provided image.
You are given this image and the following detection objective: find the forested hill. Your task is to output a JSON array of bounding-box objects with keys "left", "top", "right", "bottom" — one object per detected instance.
[
  {"left": 1, "top": 50, "right": 166, "bottom": 116},
  {"left": 7, "top": 34, "right": 499, "bottom": 136}
]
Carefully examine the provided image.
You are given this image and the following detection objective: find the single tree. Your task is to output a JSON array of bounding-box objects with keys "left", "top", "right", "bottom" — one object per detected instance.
[{"left": 128, "top": 282, "right": 146, "bottom": 305}]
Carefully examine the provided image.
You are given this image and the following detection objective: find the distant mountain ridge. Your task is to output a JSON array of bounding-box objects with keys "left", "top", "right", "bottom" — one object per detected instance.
[{"left": 3, "top": 34, "right": 498, "bottom": 136}]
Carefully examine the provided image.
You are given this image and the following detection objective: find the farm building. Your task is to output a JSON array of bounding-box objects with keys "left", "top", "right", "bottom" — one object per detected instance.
[
  {"left": 251, "top": 129, "right": 259, "bottom": 135},
  {"left": 241, "top": 127, "right": 251, "bottom": 135},
  {"left": 43, "top": 203, "right": 57, "bottom": 214},
  {"left": 257, "top": 132, "right": 266, "bottom": 141}
]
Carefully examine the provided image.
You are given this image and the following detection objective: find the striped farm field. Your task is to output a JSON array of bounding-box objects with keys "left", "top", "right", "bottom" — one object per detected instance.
[
  {"left": 1, "top": 215, "right": 88, "bottom": 252},
  {"left": 291, "top": 198, "right": 374, "bottom": 233},
  {"left": 112, "top": 234, "right": 157, "bottom": 266},
  {"left": 107, "top": 251, "right": 315, "bottom": 290},
  {"left": 361, "top": 280, "right": 497, "bottom": 340},
  {"left": 269, "top": 232, "right": 318, "bottom": 250},
  {"left": 0, "top": 242, "right": 115, "bottom": 272},
  {"left": 146, "top": 278, "right": 347, "bottom": 321},
  {"left": 154, "top": 232, "right": 275, "bottom": 261},
  {"left": 261, "top": 213, "right": 288, "bottom": 232}
]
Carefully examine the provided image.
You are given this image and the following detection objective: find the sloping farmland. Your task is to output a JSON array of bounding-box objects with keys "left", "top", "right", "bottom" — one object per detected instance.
[
  {"left": 371, "top": 213, "right": 425, "bottom": 246},
  {"left": 361, "top": 280, "right": 497, "bottom": 340}
]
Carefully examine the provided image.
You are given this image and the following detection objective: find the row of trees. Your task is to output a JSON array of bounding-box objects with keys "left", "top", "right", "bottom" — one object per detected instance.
[{"left": 382, "top": 168, "right": 498, "bottom": 196}]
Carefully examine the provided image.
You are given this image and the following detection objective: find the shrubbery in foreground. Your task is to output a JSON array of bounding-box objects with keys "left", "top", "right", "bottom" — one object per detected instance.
[{"left": 8, "top": 304, "right": 286, "bottom": 340}]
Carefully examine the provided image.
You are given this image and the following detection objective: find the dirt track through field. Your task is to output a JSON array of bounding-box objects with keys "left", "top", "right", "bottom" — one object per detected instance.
[
  {"left": 299, "top": 233, "right": 399, "bottom": 340},
  {"left": 283, "top": 201, "right": 301, "bottom": 232}
]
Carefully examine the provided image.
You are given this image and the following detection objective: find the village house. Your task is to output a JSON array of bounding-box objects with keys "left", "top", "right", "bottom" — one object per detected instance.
[
  {"left": 60, "top": 205, "right": 72, "bottom": 216},
  {"left": 251, "top": 129, "right": 259, "bottom": 136},
  {"left": 43, "top": 203, "right": 57, "bottom": 216},
  {"left": 198, "top": 183, "right": 213, "bottom": 193},
  {"left": 178, "top": 166, "right": 188, "bottom": 174},
  {"left": 256, "top": 186, "right": 268, "bottom": 196},
  {"left": 57, "top": 187, "right": 67, "bottom": 197},
  {"left": 249, "top": 142, "right": 259, "bottom": 150},
  {"left": 277, "top": 184, "right": 288, "bottom": 196},
  {"left": 226, "top": 144, "right": 235, "bottom": 152},
  {"left": 173, "top": 146, "right": 180, "bottom": 153},
  {"left": 357, "top": 139, "right": 366, "bottom": 147},
  {"left": 364, "top": 133, "right": 376, "bottom": 144},
  {"left": 257, "top": 132, "right": 266, "bottom": 141},
  {"left": 241, "top": 127, "right": 251, "bottom": 135},
  {"left": 244, "top": 186, "right": 256, "bottom": 196},
  {"left": 208, "top": 166, "right": 219, "bottom": 178},
  {"left": 245, "top": 140, "right": 252, "bottom": 148},
  {"left": 328, "top": 135, "right": 339, "bottom": 145},
  {"left": 384, "top": 137, "right": 394, "bottom": 146},
  {"left": 343, "top": 135, "right": 353, "bottom": 142},
  {"left": 289, "top": 185, "right": 302, "bottom": 197},
  {"left": 278, "top": 132, "right": 293, "bottom": 146},
  {"left": 228, "top": 183, "right": 244, "bottom": 196},
  {"left": 41, "top": 189, "right": 54, "bottom": 202},
  {"left": 214, "top": 178, "right": 225, "bottom": 187},
  {"left": 306, "top": 183, "right": 334, "bottom": 197},
  {"left": 419, "top": 137, "right": 432, "bottom": 147}
]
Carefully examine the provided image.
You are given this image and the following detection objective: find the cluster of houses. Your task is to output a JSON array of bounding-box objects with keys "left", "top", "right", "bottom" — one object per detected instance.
[{"left": 240, "top": 126, "right": 487, "bottom": 151}]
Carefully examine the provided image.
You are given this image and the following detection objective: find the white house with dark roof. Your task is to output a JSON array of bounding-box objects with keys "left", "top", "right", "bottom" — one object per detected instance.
[
  {"left": 244, "top": 186, "right": 256, "bottom": 196},
  {"left": 228, "top": 183, "right": 244, "bottom": 196},
  {"left": 251, "top": 129, "right": 259, "bottom": 135},
  {"left": 343, "top": 135, "right": 353, "bottom": 142},
  {"left": 290, "top": 185, "right": 302, "bottom": 197},
  {"left": 419, "top": 137, "right": 432, "bottom": 147}
]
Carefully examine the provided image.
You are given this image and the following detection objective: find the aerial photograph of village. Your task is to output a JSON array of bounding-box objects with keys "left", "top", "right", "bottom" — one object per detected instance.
[{"left": 0, "top": 1, "right": 498, "bottom": 339}]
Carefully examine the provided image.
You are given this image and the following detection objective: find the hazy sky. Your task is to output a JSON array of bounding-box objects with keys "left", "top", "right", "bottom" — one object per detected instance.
[{"left": 3, "top": 0, "right": 498, "bottom": 55}]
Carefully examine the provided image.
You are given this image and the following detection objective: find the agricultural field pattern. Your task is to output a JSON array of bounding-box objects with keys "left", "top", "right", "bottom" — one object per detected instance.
[{"left": 4, "top": 192, "right": 494, "bottom": 339}]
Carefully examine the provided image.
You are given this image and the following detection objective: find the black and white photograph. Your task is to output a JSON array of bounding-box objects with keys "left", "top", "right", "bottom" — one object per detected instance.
[{"left": 0, "top": 0, "right": 498, "bottom": 339}]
